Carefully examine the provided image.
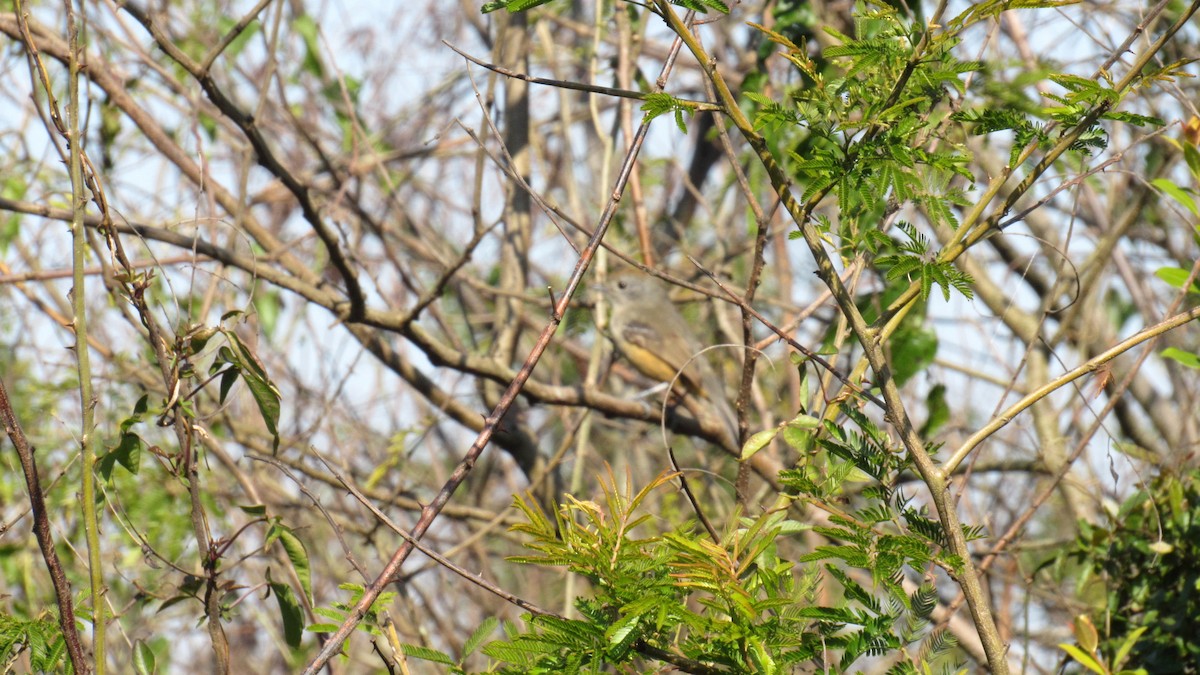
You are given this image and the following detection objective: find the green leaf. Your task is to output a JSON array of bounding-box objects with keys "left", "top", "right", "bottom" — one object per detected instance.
[
  {"left": 1072, "top": 614, "right": 1099, "bottom": 655},
  {"left": 1151, "top": 178, "right": 1199, "bottom": 217},
  {"left": 1154, "top": 266, "right": 1200, "bottom": 292},
  {"left": 481, "top": 0, "right": 555, "bottom": 13},
  {"left": 919, "top": 384, "right": 949, "bottom": 438},
  {"left": 604, "top": 612, "right": 640, "bottom": 648},
  {"left": 741, "top": 428, "right": 779, "bottom": 460},
  {"left": 0, "top": 177, "right": 27, "bottom": 255},
  {"left": 781, "top": 416, "right": 819, "bottom": 454},
  {"left": 950, "top": 0, "right": 1081, "bottom": 29},
  {"left": 1059, "top": 643, "right": 1106, "bottom": 674},
  {"left": 225, "top": 332, "right": 282, "bottom": 450},
  {"left": 99, "top": 431, "right": 145, "bottom": 480},
  {"left": 270, "top": 525, "right": 313, "bottom": 603},
  {"left": 1102, "top": 110, "right": 1163, "bottom": 127},
  {"left": 400, "top": 642, "right": 457, "bottom": 664},
  {"left": 0, "top": 212, "right": 18, "bottom": 255},
  {"left": 126, "top": 395, "right": 151, "bottom": 427},
  {"left": 133, "top": 639, "right": 157, "bottom": 675},
  {"left": 1184, "top": 144, "right": 1200, "bottom": 182},
  {"left": 238, "top": 504, "right": 268, "bottom": 517},
  {"left": 890, "top": 322, "right": 937, "bottom": 385},
  {"left": 787, "top": 413, "right": 821, "bottom": 430},
  {"left": 292, "top": 15, "right": 324, "bottom": 78},
  {"left": 270, "top": 579, "right": 304, "bottom": 649},
  {"left": 1162, "top": 347, "right": 1200, "bottom": 369},
  {"left": 673, "top": 109, "right": 688, "bottom": 134},
  {"left": 113, "top": 432, "right": 143, "bottom": 474},
  {"left": 464, "top": 616, "right": 499, "bottom": 657},
  {"left": 641, "top": 93, "right": 694, "bottom": 133},
  {"left": 748, "top": 636, "right": 778, "bottom": 675},
  {"left": 217, "top": 363, "right": 239, "bottom": 405},
  {"left": 253, "top": 288, "right": 282, "bottom": 339},
  {"left": 671, "top": 0, "right": 731, "bottom": 13},
  {"left": 1113, "top": 626, "right": 1148, "bottom": 668}
]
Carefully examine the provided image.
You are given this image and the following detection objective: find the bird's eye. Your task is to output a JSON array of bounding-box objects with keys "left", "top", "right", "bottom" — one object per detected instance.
[{"left": 617, "top": 280, "right": 628, "bottom": 290}]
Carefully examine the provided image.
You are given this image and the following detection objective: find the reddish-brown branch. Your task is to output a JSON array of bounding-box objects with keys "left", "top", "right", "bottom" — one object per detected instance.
[
  {"left": 0, "top": 376, "right": 89, "bottom": 674},
  {"left": 301, "top": 13, "right": 698, "bottom": 672}
]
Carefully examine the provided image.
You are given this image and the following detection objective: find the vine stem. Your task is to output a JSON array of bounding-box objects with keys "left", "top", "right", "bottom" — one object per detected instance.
[{"left": 63, "top": 0, "right": 105, "bottom": 670}]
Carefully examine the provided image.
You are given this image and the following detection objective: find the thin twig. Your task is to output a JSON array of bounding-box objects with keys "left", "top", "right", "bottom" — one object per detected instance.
[
  {"left": 443, "top": 41, "right": 723, "bottom": 113},
  {"left": 123, "top": 3, "right": 368, "bottom": 323},
  {"left": 300, "top": 12, "right": 700, "bottom": 674},
  {"left": 670, "top": 447, "right": 721, "bottom": 542}
]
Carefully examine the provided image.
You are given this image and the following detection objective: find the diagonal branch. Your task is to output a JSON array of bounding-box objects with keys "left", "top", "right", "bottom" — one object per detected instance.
[
  {"left": 944, "top": 306, "right": 1200, "bottom": 476},
  {"left": 300, "top": 11, "right": 700, "bottom": 674},
  {"left": 444, "top": 40, "right": 723, "bottom": 112}
]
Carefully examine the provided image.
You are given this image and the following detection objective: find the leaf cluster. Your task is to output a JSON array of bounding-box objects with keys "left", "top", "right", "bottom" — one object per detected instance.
[
  {"left": 951, "top": 62, "right": 1168, "bottom": 173},
  {"left": 1068, "top": 469, "right": 1200, "bottom": 672},
  {"left": 308, "top": 584, "right": 399, "bottom": 646},
  {"left": 404, "top": 408, "right": 974, "bottom": 673},
  {"left": 867, "top": 221, "right": 974, "bottom": 302},
  {"left": 0, "top": 613, "right": 70, "bottom": 673},
  {"left": 750, "top": 7, "right": 977, "bottom": 251},
  {"left": 96, "top": 312, "right": 283, "bottom": 485}
]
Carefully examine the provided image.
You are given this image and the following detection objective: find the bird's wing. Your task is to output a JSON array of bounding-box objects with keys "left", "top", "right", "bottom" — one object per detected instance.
[{"left": 619, "top": 314, "right": 712, "bottom": 398}]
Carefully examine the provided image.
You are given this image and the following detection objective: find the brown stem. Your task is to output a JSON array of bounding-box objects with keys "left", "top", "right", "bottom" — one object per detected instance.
[{"left": 0, "top": 377, "right": 89, "bottom": 673}]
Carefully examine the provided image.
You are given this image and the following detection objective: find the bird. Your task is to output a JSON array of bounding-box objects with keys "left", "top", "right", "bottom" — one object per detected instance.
[{"left": 599, "top": 273, "right": 738, "bottom": 447}]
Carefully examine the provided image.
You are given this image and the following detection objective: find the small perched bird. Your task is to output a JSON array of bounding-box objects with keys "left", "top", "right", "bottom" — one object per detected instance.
[{"left": 599, "top": 273, "right": 738, "bottom": 447}]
